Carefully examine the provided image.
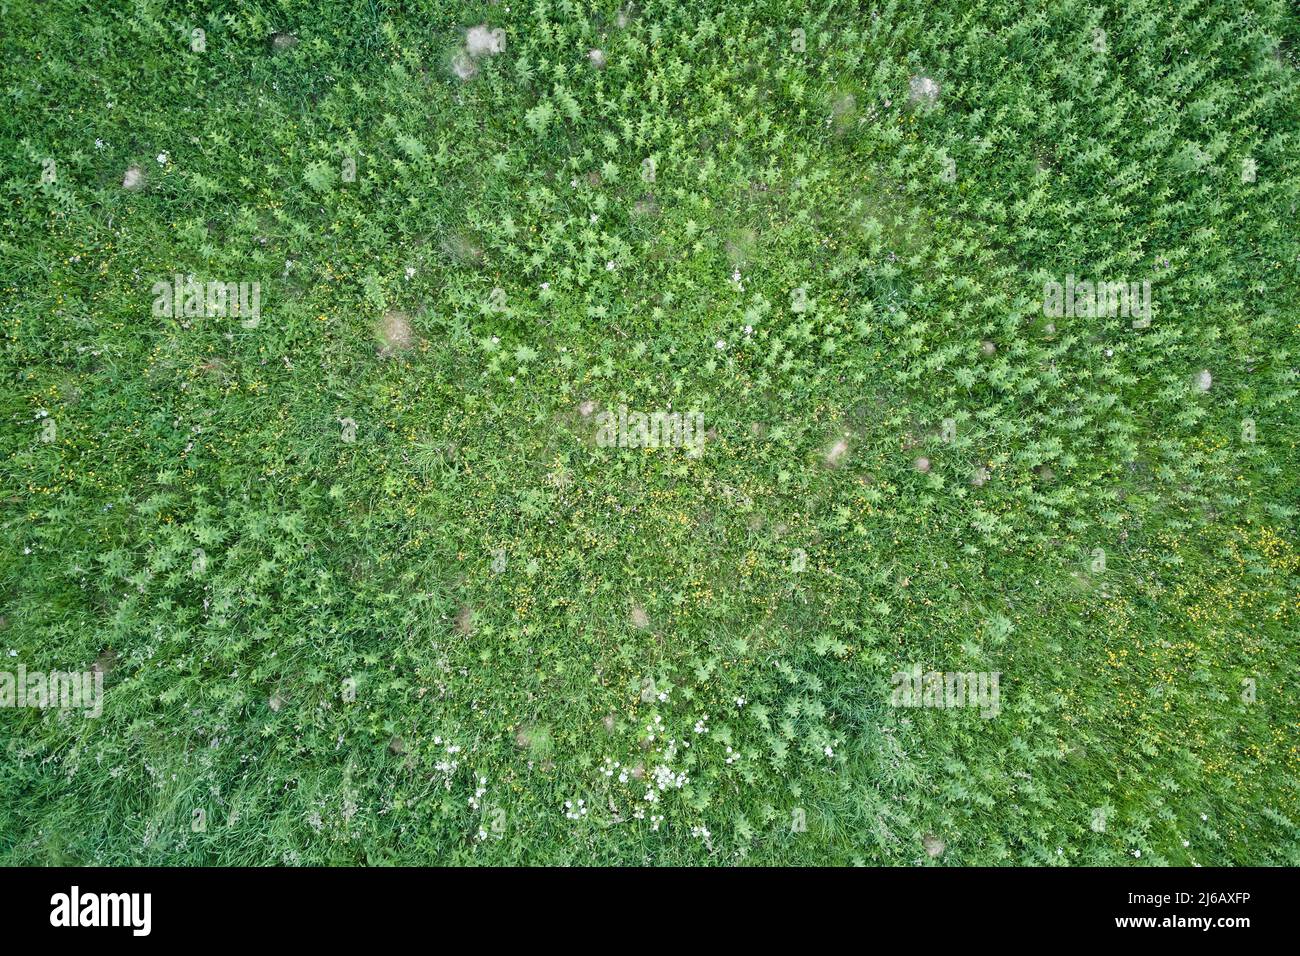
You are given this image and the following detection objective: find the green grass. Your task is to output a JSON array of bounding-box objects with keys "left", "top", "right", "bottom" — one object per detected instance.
[{"left": 1, "top": 0, "right": 1297, "bottom": 865}]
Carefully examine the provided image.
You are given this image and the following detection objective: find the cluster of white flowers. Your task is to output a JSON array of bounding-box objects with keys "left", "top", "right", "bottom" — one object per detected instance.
[
  {"left": 594, "top": 707, "right": 727, "bottom": 834},
  {"left": 468, "top": 776, "right": 487, "bottom": 811},
  {"left": 645, "top": 714, "right": 664, "bottom": 742},
  {"left": 652, "top": 764, "right": 687, "bottom": 791},
  {"left": 632, "top": 805, "right": 662, "bottom": 828},
  {"left": 725, "top": 746, "right": 739, "bottom": 765},
  {"left": 564, "top": 798, "right": 587, "bottom": 820},
  {"left": 433, "top": 737, "right": 462, "bottom": 790}
]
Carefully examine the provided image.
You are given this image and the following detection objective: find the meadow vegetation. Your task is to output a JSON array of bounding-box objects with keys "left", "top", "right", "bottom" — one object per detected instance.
[{"left": 1, "top": 0, "right": 1297, "bottom": 865}]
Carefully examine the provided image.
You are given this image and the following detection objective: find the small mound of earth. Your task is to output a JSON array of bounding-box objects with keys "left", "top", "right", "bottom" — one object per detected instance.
[
  {"left": 92, "top": 649, "right": 118, "bottom": 675},
  {"left": 455, "top": 605, "right": 475, "bottom": 636},
  {"left": 824, "top": 437, "right": 849, "bottom": 468},
  {"left": 922, "top": 833, "right": 945, "bottom": 858},
  {"left": 122, "top": 166, "right": 144, "bottom": 190}
]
